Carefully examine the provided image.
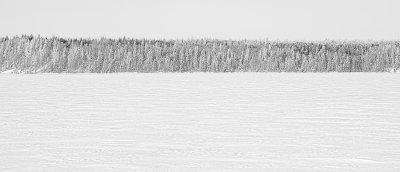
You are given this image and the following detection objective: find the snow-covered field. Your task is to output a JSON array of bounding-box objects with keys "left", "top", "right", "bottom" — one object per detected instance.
[{"left": 1, "top": 73, "right": 400, "bottom": 172}]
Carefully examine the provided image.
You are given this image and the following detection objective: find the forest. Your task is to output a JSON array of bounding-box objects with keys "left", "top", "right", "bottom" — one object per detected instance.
[{"left": 1, "top": 35, "right": 399, "bottom": 73}]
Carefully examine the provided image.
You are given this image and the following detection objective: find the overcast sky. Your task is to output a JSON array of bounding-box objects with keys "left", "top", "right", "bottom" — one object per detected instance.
[{"left": 0, "top": 0, "right": 399, "bottom": 40}]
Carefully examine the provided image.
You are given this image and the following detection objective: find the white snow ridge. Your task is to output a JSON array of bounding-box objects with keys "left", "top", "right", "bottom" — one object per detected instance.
[{"left": 1, "top": 73, "right": 400, "bottom": 172}]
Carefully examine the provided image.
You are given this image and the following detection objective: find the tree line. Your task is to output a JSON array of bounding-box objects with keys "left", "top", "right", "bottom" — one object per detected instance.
[{"left": 1, "top": 35, "right": 399, "bottom": 73}]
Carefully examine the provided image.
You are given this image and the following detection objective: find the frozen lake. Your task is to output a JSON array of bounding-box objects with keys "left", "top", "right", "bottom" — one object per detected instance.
[{"left": 1, "top": 73, "right": 400, "bottom": 172}]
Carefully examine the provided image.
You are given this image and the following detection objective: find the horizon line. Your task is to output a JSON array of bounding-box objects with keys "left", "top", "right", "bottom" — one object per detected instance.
[{"left": 1, "top": 34, "right": 400, "bottom": 43}]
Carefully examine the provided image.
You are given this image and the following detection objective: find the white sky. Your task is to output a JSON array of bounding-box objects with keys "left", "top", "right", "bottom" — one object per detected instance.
[{"left": 0, "top": 0, "right": 399, "bottom": 40}]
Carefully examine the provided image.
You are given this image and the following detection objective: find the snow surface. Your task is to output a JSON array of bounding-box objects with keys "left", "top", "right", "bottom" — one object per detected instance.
[
  {"left": 0, "top": 69, "right": 15, "bottom": 74},
  {"left": 1, "top": 73, "right": 400, "bottom": 172}
]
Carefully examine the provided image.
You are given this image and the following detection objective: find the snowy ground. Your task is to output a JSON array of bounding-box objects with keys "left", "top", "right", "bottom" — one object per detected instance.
[{"left": 0, "top": 73, "right": 400, "bottom": 172}]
